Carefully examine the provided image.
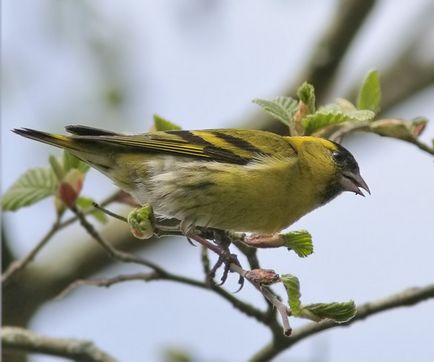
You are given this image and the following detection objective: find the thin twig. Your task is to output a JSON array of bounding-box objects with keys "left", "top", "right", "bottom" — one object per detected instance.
[
  {"left": 249, "top": 284, "right": 434, "bottom": 362},
  {"left": 57, "top": 269, "right": 272, "bottom": 327},
  {"left": 70, "top": 206, "right": 161, "bottom": 271},
  {"left": 57, "top": 272, "right": 160, "bottom": 299},
  {"left": 92, "top": 202, "right": 127, "bottom": 222},
  {"left": 1, "top": 192, "right": 121, "bottom": 285},
  {"left": 2, "top": 326, "right": 117, "bottom": 362},
  {"left": 2, "top": 218, "right": 61, "bottom": 285},
  {"left": 411, "top": 138, "right": 434, "bottom": 156}
]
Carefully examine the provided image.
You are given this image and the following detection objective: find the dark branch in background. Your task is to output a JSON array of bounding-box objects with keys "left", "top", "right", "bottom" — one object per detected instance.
[
  {"left": 293, "top": 0, "right": 377, "bottom": 101},
  {"left": 1, "top": 224, "right": 15, "bottom": 273},
  {"left": 2, "top": 327, "right": 116, "bottom": 362},
  {"left": 250, "top": 284, "right": 434, "bottom": 362},
  {"left": 249, "top": 0, "right": 377, "bottom": 134},
  {"left": 346, "top": 2, "right": 434, "bottom": 112}
]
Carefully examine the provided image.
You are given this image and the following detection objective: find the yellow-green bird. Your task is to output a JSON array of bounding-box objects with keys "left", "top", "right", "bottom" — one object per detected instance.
[{"left": 13, "top": 126, "right": 369, "bottom": 233}]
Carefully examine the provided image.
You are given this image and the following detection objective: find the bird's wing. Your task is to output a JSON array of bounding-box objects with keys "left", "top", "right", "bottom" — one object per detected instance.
[{"left": 67, "top": 127, "right": 295, "bottom": 165}]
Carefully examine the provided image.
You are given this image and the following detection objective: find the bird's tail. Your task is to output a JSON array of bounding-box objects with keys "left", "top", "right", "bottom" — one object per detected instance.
[
  {"left": 13, "top": 128, "right": 81, "bottom": 152},
  {"left": 13, "top": 127, "right": 116, "bottom": 173}
]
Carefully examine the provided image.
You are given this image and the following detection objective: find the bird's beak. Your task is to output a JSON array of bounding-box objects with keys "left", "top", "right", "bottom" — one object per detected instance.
[{"left": 340, "top": 171, "right": 370, "bottom": 196}]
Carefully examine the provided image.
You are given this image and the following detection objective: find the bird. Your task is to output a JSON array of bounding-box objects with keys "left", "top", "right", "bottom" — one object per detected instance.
[{"left": 13, "top": 125, "right": 370, "bottom": 234}]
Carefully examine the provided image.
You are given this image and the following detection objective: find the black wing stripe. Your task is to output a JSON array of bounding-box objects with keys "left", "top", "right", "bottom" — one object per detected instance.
[
  {"left": 166, "top": 130, "right": 213, "bottom": 146},
  {"left": 211, "top": 131, "right": 266, "bottom": 155}
]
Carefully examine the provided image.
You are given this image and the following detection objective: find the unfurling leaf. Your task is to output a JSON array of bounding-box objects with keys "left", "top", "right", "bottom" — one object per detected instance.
[
  {"left": 357, "top": 69, "right": 381, "bottom": 113},
  {"left": 128, "top": 204, "right": 155, "bottom": 239},
  {"left": 253, "top": 97, "right": 298, "bottom": 126},
  {"left": 281, "top": 274, "right": 301, "bottom": 314},
  {"left": 303, "top": 109, "right": 375, "bottom": 135},
  {"left": 369, "top": 117, "right": 427, "bottom": 141},
  {"left": 63, "top": 151, "right": 90, "bottom": 174},
  {"left": 153, "top": 114, "right": 182, "bottom": 131},
  {"left": 1, "top": 168, "right": 57, "bottom": 211},
  {"left": 296, "top": 82, "right": 316, "bottom": 114},
  {"left": 281, "top": 230, "right": 313, "bottom": 257},
  {"left": 300, "top": 301, "right": 356, "bottom": 323}
]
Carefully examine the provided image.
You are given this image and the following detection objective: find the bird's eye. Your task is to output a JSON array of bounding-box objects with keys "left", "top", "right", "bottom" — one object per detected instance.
[{"left": 332, "top": 151, "right": 345, "bottom": 163}]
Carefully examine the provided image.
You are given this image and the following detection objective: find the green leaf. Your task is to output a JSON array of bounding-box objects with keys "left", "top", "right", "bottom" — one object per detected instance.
[
  {"left": 281, "top": 230, "right": 313, "bottom": 257},
  {"left": 76, "top": 196, "right": 108, "bottom": 224},
  {"left": 357, "top": 69, "right": 381, "bottom": 113},
  {"left": 296, "top": 82, "right": 316, "bottom": 113},
  {"left": 153, "top": 114, "right": 182, "bottom": 131},
  {"left": 63, "top": 151, "right": 90, "bottom": 174},
  {"left": 302, "top": 111, "right": 348, "bottom": 135},
  {"left": 300, "top": 301, "right": 357, "bottom": 323},
  {"left": 90, "top": 209, "right": 108, "bottom": 223},
  {"left": 281, "top": 274, "right": 302, "bottom": 314},
  {"left": 76, "top": 196, "right": 94, "bottom": 209},
  {"left": 252, "top": 97, "right": 298, "bottom": 126},
  {"left": 49, "top": 155, "right": 64, "bottom": 181},
  {"left": 1, "top": 167, "right": 57, "bottom": 211},
  {"left": 346, "top": 109, "right": 376, "bottom": 122}
]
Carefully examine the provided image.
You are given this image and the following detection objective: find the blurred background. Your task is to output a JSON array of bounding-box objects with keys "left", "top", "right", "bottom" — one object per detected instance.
[{"left": 2, "top": 0, "right": 434, "bottom": 361}]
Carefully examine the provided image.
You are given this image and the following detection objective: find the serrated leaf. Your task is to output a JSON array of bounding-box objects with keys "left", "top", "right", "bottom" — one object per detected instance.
[
  {"left": 1, "top": 167, "right": 57, "bottom": 211},
  {"left": 346, "top": 110, "right": 376, "bottom": 122},
  {"left": 281, "top": 274, "right": 302, "bottom": 314},
  {"left": 63, "top": 151, "right": 90, "bottom": 174},
  {"left": 357, "top": 69, "right": 381, "bottom": 113},
  {"left": 300, "top": 301, "right": 356, "bottom": 323},
  {"left": 281, "top": 230, "right": 313, "bottom": 257},
  {"left": 302, "top": 111, "right": 348, "bottom": 135},
  {"left": 252, "top": 97, "right": 298, "bottom": 126},
  {"left": 297, "top": 82, "right": 316, "bottom": 113},
  {"left": 153, "top": 114, "right": 182, "bottom": 131}
]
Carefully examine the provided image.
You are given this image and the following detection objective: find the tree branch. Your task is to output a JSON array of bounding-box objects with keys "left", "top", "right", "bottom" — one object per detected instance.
[
  {"left": 249, "top": 284, "right": 434, "bottom": 362},
  {"left": 2, "top": 326, "right": 117, "bottom": 362}
]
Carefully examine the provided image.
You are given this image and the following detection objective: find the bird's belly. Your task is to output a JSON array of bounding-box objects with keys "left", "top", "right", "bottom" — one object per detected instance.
[{"left": 123, "top": 156, "right": 316, "bottom": 234}]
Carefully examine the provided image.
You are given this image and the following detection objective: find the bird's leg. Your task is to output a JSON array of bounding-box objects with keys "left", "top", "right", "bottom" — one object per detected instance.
[
  {"left": 188, "top": 228, "right": 244, "bottom": 289},
  {"left": 211, "top": 229, "right": 244, "bottom": 288}
]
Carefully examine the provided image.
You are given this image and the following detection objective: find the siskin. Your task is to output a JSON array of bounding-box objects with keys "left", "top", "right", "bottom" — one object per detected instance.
[{"left": 13, "top": 126, "right": 369, "bottom": 234}]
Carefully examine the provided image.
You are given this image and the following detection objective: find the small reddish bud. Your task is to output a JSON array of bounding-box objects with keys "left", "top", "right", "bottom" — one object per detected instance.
[
  {"left": 57, "top": 169, "right": 83, "bottom": 208},
  {"left": 245, "top": 268, "right": 280, "bottom": 286}
]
